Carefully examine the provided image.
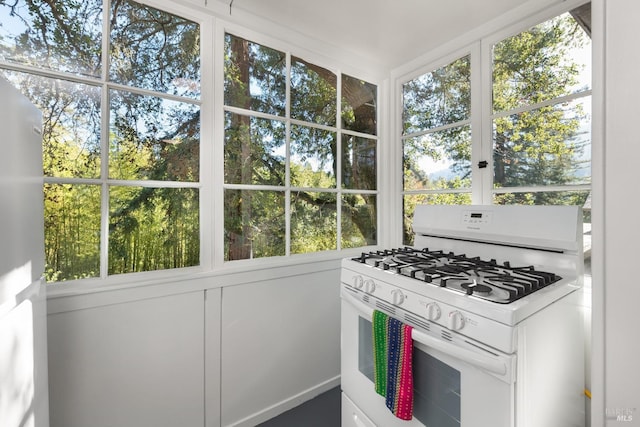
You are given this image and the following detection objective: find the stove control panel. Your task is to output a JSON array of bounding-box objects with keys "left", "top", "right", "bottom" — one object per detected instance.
[
  {"left": 340, "top": 266, "right": 518, "bottom": 353},
  {"left": 462, "top": 210, "right": 492, "bottom": 226}
]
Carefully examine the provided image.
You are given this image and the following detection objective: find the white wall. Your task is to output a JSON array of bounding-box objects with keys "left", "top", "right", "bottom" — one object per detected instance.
[
  {"left": 592, "top": 0, "right": 640, "bottom": 424},
  {"left": 220, "top": 270, "right": 341, "bottom": 426},
  {"left": 46, "top": 262, "right": 341, "bottom": 427}
]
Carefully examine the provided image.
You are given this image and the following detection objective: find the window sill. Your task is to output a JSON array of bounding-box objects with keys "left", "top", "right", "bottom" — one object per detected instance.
[{"left": 45, "top": 246, "right": 377, "bottom": 313}]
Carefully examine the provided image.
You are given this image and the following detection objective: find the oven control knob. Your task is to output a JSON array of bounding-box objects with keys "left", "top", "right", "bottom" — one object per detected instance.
[
  {"left": 449, "top": 311, "right": 466, "bottom": 331},
  {"left": 425, "top": 302, "right": 441, "bottom": 321},
  {"left": 353, "top": 275, "right": 364, "bottom": 289},
  {"left": 364, "top": 279, "right": 376, "bottom": 294},
  {"left": 391, "top": 289, "right": 405, "bottom": 306}
]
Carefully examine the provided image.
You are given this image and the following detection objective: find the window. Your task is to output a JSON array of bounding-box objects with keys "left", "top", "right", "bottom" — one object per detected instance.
[
  {"left": 0, "top": 0, "right": 201, "bottom": 282},
  {"left": 224, "top": 34, "right": 378, "bottom": 261},
  {"left": 402, "top": 55, "right": 473, "bottom": 243},
  {"left": 491, "top": 10, "right": 591, "bottom": 208},
  {"left": 401, "top": 5, "right": 591, "bottom": 245}
]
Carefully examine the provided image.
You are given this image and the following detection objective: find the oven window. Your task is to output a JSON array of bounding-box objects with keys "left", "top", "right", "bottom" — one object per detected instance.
[
  {"left": 358, "top": 316, "right": 461, "bottom": 426},
  {"left": 358, "top": 316, "right": 376, "bottom": 381},
  {"left": 414, "top": 346, "right": 461, "bottom": 426}
]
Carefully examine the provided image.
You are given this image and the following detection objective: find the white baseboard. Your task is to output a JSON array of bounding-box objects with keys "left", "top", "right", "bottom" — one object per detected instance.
[{"left": 225, "top": 375, "right": 341, "bottom": 427}]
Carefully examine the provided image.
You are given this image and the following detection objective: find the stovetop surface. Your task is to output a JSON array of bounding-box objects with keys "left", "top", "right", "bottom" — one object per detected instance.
[{"left": 351, "top": 247, "right": 561, "bottom": 304}]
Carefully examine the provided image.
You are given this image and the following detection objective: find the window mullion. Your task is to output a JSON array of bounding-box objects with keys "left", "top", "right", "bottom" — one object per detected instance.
[
  {"left": 336, "top": 73, "right": 342, "bottom": 251},
  {"left": 491, "top": 90, "right": 592, "bottom": 119},
  {"left": 99, "top": 0, "right": 112, "bottom": 279},
  {"left": 479, "top": 38, "right": 494, "bottom": 205},
  {"left": 285, "top": 52, "right": 292, "bottom": 257},
  {"left": 401, "top": 119, "right": 472, "bottom": 141}
]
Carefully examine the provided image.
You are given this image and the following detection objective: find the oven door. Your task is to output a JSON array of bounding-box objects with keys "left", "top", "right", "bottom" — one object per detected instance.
[{"left": 341, "top": 287, "right": 516, "bottom": 427}]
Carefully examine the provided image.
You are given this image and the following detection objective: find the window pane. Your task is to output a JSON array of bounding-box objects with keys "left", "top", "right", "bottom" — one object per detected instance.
[
  {"left": 291, "top": 191, "right": 337, "bottom": 254},
  {"left": 224, "top": 112, "right": 285, "bottom": 185},
  {"left": 404, "top": 125, "right": 471, "bottom": 191},
  {"left": 224, "top": 34, "right": 286, "bottom": 115},
  {"left": 342, "top": 135, "right": 376, "bottom": 190},
  {"left": 224, "top": 189, "right": 285, "bottom": 261},
  {"left": 291, "top": 56, "right": 337, "bottom": 126},
  {"left": 1, "top": 70, "right": 101, "bottom": 178},
  {"left": 493, "top": 12, "right": 591, "bottom": 113},
  {"left": 342, "top": 74, "right": 377, "bottom": 135},
  {"left": 403, "top": 194, "right": 471, "bottom": 245},
  {"left": 109, "top": 0, "right": 200, "bottom": 98},
  {"left": 403, "top": 55, "right": 470, "bottom": 135},
  {"left": 493, "top": 97, "right": 591, "bottom": 188},
  {"left": 342, "top": 194, "right": 377, "bottom": 248},
  {"left": 109, "top": 90, "right": 200, "bottom": 181},
  {"left": 0, "top": 0, "right": 102, "bottom": 77},
  {"left": 290, "top": 124, "right": 336, "bottom": 188},
  {"left": 44, "top": 184, "right": 101, "bottom": 282},
  {"left": 109, "top": 187, "right": 199, "bottom": 274}
]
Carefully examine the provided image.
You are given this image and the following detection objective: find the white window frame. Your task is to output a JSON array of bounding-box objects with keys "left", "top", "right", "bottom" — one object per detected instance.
[
  {"left": 0, "top": 0, "right": 216, "bottom": 291},
  {"left": 393, "top": 0, "right": 592, "bottom": 241},
  {"left": 214, "top": 21, "right": 383, "bottom": 267},
  {"left": 480, "top": 1, "right": 592, "bottom": 204},
  {"left": 16, "top": 1, "right": 386, "bottom": 293}
]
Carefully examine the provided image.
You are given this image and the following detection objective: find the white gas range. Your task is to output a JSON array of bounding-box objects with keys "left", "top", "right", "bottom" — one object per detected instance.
[{"left": 340, "top": 204, "right": 585, "bottom": 427}]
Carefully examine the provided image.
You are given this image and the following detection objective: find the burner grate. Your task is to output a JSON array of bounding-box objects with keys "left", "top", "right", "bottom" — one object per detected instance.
[{"left": 351, "top": 247, "right": 561, "bottom": 304}]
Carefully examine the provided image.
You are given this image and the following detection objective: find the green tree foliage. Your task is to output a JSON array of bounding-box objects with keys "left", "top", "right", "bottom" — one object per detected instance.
[
  {"left": 492, "top": 13, "right": 591, "bottom": 205},
  {"left": 1, "top": 0, "right": 201, "bottom": 281},
  {"left": 223, "top": 34, "right": 378, "bottom": 260},
  {"left": 1, "top": 0, "right": 591, "bottom": 276},
  {"left": 43, "top": 183, "right": 101, "bottom": 281},
  {"left": 402, "top": 55, "right": 472, "bottom": 182},
  {"left": 0, "top": 0, "right": 103, "bottom": 76},
  {"left": 223, "top": 35, "right": 288, "bottom": 259},
  {"left": 402, "top": 11, "right": 591, "bottom": 243}
]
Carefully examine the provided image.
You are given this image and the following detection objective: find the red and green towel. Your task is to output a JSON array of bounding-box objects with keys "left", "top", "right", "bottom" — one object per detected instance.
[{"left": 372, "top": 310, "right": 414, "bottom": 420}]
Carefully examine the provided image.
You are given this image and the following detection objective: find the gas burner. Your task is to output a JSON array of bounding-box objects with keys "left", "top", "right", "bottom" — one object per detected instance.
[
  {"left": 461, "top": 281, "right": 493, "bottom": 295},
  {"left": 351, "top": 247, "right": 562, "bottom": 304}
]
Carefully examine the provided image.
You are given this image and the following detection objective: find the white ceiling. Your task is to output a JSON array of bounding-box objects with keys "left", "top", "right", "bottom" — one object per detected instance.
[{"left": 225, "top": 0, "right": 534, "bottom": 70}]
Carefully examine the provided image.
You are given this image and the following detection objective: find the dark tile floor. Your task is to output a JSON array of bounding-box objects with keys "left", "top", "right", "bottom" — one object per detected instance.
[{"left": 256, "top": 386, "right": 341, "bottom": 427}]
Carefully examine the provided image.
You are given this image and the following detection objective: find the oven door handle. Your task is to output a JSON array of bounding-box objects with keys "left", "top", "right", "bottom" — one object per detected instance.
[
  {"left": 343, "top": 292, "right": 509, "bottom": 376},
  {"left": 410, "top": 329, "right": 507, "bottom": 376}
]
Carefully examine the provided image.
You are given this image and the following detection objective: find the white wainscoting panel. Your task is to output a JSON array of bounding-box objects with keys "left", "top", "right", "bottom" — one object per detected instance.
[
  {"left": 47, "top": 291, "right": 205, "bottom": 427},
  {"left": 220, "top": 268, "right": 341, "bottom": 427}
]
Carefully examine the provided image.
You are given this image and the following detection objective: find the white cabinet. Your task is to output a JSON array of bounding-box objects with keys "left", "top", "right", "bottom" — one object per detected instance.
[
  {"left": 0, "top": 280, "right": 49, "bottom": 427},
  {"left": 0, "top": 76, "right": 48, "bottom": 427},
  {"left": 0, "top": 76, "right": 44, "bottom": 294}
]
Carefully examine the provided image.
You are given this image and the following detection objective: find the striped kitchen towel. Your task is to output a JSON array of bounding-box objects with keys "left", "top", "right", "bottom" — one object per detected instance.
[
  {"left": 386, "top": 316, "right": 414, "bottom": 420},
  {"left": 372, "top": 310, "right": 414, "bottom": 420},
  {"left": 372, "top": 310, "right": 388, "bottom": 396}
]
